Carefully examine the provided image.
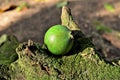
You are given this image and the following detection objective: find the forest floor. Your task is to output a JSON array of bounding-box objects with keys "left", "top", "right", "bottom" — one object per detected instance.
[{"left": 0, "top": 0, "right": 120, "bottom": 61}]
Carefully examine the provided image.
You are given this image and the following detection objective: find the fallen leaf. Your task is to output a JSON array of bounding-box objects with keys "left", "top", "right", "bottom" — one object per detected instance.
[
  {"left": 104, "top": 3, "right": 115, "bottom": 12},
  {"left": 0, "top": 34, "right": 7, "bottom": 45},
  {"left": 93, "top": 20, "right": 112, "bottom": 33},
  {"left": 102, "top": 31, "right": 120, "bottom": 49},
  {"left": 0, "top": 4, "right": 17, "bottom": 13},
  {"left": 16, "top": 2, "right": 29, "bottom": 12}
]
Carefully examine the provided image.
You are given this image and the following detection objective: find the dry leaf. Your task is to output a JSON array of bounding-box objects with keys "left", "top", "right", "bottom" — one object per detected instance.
[
  {"left": 102, "top": 32, "right": 120, "bottom": 49},
  {"left": 0, "top": 4, "right": 17, "bottom": 13},
  {"left": 15, "top": 2, "right": 29, "bottom": 12}
]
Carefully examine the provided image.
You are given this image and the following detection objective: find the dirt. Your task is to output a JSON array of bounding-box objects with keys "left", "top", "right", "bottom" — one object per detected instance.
[{"left": 0, "top": 0, "right": 120, "bottom": 61}]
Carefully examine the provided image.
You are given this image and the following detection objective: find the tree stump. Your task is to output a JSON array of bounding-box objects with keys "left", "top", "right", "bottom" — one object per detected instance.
[{"left": 0, "top": 6, "right": 120, "bottom": 80}]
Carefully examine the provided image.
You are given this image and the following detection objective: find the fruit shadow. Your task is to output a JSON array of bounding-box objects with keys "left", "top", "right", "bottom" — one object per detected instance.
[{"left": 65, "top": 30, "right": 94, "bottom": 56}]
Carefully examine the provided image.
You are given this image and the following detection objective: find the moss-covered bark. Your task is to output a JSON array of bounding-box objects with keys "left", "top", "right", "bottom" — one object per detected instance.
[
  {"left": 9, "top": 39, "right": 120, "bottom": 80},
  {"left": 0, "top": 34, "right": 18, "bottom": 65},
  {"left": 0, "top": 34, "right": 19, "bottom": 79},
  {"left": 0, "top": 6, "right": 120, "bottom": 80}
]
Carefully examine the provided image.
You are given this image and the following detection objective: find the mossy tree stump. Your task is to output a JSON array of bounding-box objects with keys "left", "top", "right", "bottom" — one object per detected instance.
[{"left": 0, "top": 6, "right": 120, "bottom": 80}]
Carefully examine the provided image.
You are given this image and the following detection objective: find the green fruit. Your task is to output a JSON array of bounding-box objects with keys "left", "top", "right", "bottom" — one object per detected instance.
[{"left": 44, "top": 25, "right": 74, "bottom": 55}]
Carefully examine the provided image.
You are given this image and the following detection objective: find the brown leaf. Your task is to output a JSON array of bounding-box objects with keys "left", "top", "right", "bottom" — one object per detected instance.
[
  {"left": 102, "top": 32, "right": 120, "bottom": 49},
  {"left": 0, "top": 4, "right": 17, "bottom": 13}
]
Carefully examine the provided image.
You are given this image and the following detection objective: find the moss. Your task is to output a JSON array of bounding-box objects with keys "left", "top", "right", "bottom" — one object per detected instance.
[
  {"left": 9, "top": 39, "right": 120, "bottom": 80},
  {"left": 0, "top": 34, "right": 19, "bottom": 79},
  {"left": 0, "top": 34, "right": 19, "bottom": 65}
]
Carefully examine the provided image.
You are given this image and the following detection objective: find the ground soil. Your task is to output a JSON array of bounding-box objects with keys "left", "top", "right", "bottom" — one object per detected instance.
[{"left": 0, "top": 0, "right": 120, "bottom": 61}]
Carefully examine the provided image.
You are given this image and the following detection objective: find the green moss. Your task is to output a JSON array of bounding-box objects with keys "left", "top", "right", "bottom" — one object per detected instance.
[
  {"left": 0, "top": 34, "right": 19, "bottom": 65},
  {"left": 9, "top": 39, "right": 120, "bottom": 80},
  {"left": 0, "top": 34, "right": 19, "bottom": 79}
]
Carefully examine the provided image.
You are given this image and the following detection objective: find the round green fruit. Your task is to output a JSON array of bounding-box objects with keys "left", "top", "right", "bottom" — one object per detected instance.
[{"left": 44, "top": 25, "right": 74, "bottom": 55}]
